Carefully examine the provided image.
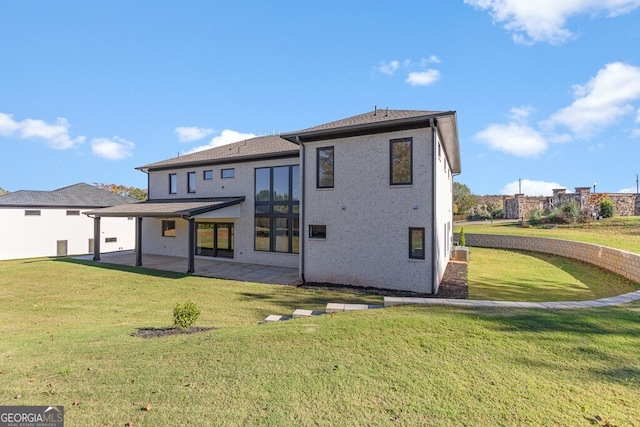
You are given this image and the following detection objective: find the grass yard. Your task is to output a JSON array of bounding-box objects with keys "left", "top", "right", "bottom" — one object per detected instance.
[
  {"left": 2, "top": 258, "right": 640, "bottom": 426},
  {"left": 454, "top": 216, "right": 640, "bottom": 254},
  {"left": 467, "top": 247, "right": 640, "bottom": 301}
]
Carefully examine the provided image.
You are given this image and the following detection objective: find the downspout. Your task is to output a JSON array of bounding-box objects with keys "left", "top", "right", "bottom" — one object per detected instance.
[
  {"left": 297, "top": 136, "right": 306, "bottom": 283},
  {"left": 430, "top": 118, "right": 437, "bottom": 294}
]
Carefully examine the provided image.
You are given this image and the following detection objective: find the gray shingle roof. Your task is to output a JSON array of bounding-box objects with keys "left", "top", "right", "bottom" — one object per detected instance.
[
  {"left": 138, "top": 135, "right": 299, "bottom": 171},
  {"left": 0, "top": 183, "right": 137, "bottom": 208},
  {"left": 291, "top": 109, "right": 443, "bottom": 133},
  {"left": 84, "top": 197, "right": 245, "bottom": 218}
]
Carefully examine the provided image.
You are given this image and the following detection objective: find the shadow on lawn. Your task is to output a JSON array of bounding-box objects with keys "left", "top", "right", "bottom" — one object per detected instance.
[
  {"left": 55, "top": 257, "right": 188, "bottom": 280},
  {"left": 469, "top": 305, "right": 640, "bottom": 338}
]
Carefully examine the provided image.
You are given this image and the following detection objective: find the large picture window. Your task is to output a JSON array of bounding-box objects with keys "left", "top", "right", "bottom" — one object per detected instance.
[
  {"left": 390, "top": 138, "right": 413, "bottom": 185},
  {"left": 255, "top": 165, "right": 300, "bottom": 253},
  {"left": 317, "top": 146, "right": 334, "bottom": 188}
]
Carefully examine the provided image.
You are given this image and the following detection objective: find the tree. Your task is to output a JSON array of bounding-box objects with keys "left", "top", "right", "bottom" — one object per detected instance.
[
  {"left": 0, "top": 187, "right": 8, "bottom": 196},
  {"left": 599, "top": 199, "right": 615, "bottom": 218},
  {"left": 453, "top": 182, "right": 477, "bottom": 215},
  {"left": 93, "top": 183, "right": 148, "bottom": 201}
]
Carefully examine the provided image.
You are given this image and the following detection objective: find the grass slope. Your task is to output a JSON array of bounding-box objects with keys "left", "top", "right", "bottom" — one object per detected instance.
[{"left": 2, "top": 258, "right": 640, "bottom": 426}]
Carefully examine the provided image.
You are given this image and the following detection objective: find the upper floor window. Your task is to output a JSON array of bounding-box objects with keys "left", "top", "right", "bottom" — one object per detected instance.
[
  {"left": 390, "top": 138, "right": 413, "bottom": 185},
  {"left": 317, "top": 146, "right": 334, "bottom": 188},
  {"left": 203, "top": 170, "right": 213, "bottom": 180},
  {"left": 187, "top": 172, "right": 196, "bottom": 193},
  {"left": 221, "top": 168, "right": 235, "bottom": 179},
  {"left": 25, "top": 210, "right": 41, "bottom": 216},
  {"left": 169, "top": 173, "right": 177, "bottom": 194},
  {"left": 66, "top": 210, "right": 80, "bottom": 216}
]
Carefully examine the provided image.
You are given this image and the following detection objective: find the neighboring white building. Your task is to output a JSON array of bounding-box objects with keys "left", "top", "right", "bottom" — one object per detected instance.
[
  {"left": 0, "top": 183, "right": 136, "bottom": 261},
  {"left": 87, "top": 109, "right": 461, "bottom": 293}
]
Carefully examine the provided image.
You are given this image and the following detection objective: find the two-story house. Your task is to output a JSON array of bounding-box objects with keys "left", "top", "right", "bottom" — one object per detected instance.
[{"left": 86, "top": 109, "right": 460, "bottom": 294}]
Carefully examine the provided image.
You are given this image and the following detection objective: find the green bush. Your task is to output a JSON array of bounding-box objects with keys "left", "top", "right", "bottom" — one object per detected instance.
[
  {"left": 459, "top": 228, "right": 466, "bottom": 247},
  {"left": 599, "top": 199, "right": 615, "bottom": 218},
  {"left": 528, "top": 209, "right": 544, "bottom": 225},
  {"left": 173, "top": 301, "right": 201, "bottom": 329}
]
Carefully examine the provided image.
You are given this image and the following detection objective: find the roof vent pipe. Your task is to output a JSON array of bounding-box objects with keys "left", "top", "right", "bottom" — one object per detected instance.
[{"left": 374, "top": 105, "right": 377, "bottom": 116}]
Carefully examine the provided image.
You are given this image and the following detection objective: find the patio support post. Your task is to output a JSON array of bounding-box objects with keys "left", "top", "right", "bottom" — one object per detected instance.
[
  {"left": 93, "top": 216, "right": 101, "bottom": 261},
  {"left": 136, "top": 217, "right": 143, "bottom": 267},
  {"left": 187, "top": 217, "right": 195, "bottom": 274}
]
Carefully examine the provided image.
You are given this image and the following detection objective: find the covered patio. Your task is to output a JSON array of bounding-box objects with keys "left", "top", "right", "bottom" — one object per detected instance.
[{"left": 77, "top": 251, "right": 299, "bottom": 285}]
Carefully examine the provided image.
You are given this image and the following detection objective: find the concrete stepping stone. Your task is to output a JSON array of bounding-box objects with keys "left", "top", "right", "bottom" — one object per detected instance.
[
  {"left": 292, "top": 309, "right": 324, "bottom": 319},
  {"left": 264, "top": 314, "right": 291, "bottom": 323},
  {"left": 326, "top": 303, "right": 383, "bottom": 312}
]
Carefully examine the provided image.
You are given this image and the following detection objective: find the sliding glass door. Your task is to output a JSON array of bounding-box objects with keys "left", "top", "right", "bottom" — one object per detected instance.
[{"left": 196, "top": 223, "right": 233, "bottom": 258}]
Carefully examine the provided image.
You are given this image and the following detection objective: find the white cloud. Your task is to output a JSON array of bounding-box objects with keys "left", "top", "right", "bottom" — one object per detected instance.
[
  {"left": 544, "top": 62, "right": 640, "bottom": 138},
  {"left": 475, "top": 122, "right": 547, "bottom": 157},
  {"left": 186, "top": 129, "right": 256, "bottom": 154},
  {"left": 618, "top": 187, "right": 635, "bottom": 193},
  {"left": 379, "top": 60, "right": 400, "bottom": 76},
  {"left": 0, "top": 112, "right": 83, "bottom": 149},
  {"left": 500, "top": 179, "right": 565, "bottom": 196},
  {"left": 421, "top": 55, "right": 441, "bottom": 65},
  {"left": 507, "top": 105, "right": 535, "bottom": 123},
  {"left": 406, "top": 69, "right": 441, "bottom": 86},
  {"left": 91, "top": 137, "right": 134, "bottom": 160},
  {"left": 175, "top": 126, "right": 216, "bottom": 142},
  {"left": 636, "top": 108, "right": 640, "bottom": 122},
  {"left": 465, "top": 0, "right": 640, "bottom": 44}
]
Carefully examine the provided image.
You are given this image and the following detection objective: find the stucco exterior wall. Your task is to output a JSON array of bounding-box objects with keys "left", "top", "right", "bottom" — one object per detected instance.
[
  {"left": 301, "top": 128, "right": 437, "bottom": 293},
  {"left": 143, "top": 156, "right": 299, "bottom": 269},
  {"left": 0, "top": 207, "right": 135, "bottom": 260},
  {"left": 453, "top": 233, "right": 640, "bottom": 284}
]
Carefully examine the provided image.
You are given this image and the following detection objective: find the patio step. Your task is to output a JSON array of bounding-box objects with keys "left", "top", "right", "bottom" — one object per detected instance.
[
  {"left": 325, "top": 303, "right": 384, "bottom": 313},
  {"left": 264, "top": 314, "right": 291, "bottom": 323},
  {"left": 292, "top": 309, "right": 324, "bottom": 319}
]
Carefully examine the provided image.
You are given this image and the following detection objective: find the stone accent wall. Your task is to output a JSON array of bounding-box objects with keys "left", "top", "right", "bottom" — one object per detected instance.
[
  {"left": 503, "top": 186, "right": 640, "bottom": 219},
  {"left": 453, "top": 233, "right": 640, "bottom": 284}
]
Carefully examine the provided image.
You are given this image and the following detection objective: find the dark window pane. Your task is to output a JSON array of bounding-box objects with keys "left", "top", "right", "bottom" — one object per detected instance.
[
  {"left": 169, "top": 174, "right": 177, "bottom": 194},
  {"left": 391, "top": 139, "right": 412, "bottom": 185},
  {"left": 317, "top": 147, "right": 334, "bottom": 188},
  {"left": 255, "top": 205, "right": 271, "bottom": 214},
  {"left": 309, "top": 225, "right": 326, "bottom": 239},
  {"left": 203, "top": 170, "right": 213, "bottom": 180},
  {"left": 188, "top": 172, "right": 196, "bottom": 193},
  {"left": 292, "top": 218, "right": 299, "bottom": 254},
  {"left": 292, "top": 204, "right": 300, "bottom": 214},
  {"left": 273, "top": 205, "right": 289, "bottom": 214},
  {"left": 409, "top": 227, "right": 425, "bottom": 259},
  {"left": 291, "top": 165, "right": 300, "bottom": 201},
  {"left": 275, "top": 217, "right": 289, "bottom": 252},
  {"left": 255, "top": 217, "right": 270, "bottom": 251},
  {"left": 255, "top": 168, "right": 271, "bottom": 201},
  {"left": 222, "top": 168, "right": 235, "bottom": 179},
  {"left": 273, "top": 166, "right": 289, "bottom": 201},
  {"left": 163, "top": 220, "right": 176, "bottom": 237}
]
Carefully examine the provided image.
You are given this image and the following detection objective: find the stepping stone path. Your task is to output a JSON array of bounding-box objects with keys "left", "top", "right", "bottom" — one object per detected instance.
[{"left": 263, "top": 302, "right": 382, "bottom": 323}]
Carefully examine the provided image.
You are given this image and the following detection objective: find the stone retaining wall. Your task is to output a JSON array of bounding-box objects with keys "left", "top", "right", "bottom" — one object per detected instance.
[{"left": 453, "top": 233, "right": 640, "bottom": 284}]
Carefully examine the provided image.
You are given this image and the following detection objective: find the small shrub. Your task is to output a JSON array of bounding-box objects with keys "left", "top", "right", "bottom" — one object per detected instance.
[
  {"left": 528, "top": 209, "right": 544, "bottom": 225},
  {"left": 560, "top": 200, "right": 580, "bottom": 224},
  {"left": 173, "top": 301, "right": 201, "bottom": 329},
  {"left": 459, "top": 228, "right": 466, "bottom": 247},
  {"left": 599, "top": 199, "right": 615, "bottom": 218},
  {"left": 579, "top": 208, "right": 595, "bottom": 224}
]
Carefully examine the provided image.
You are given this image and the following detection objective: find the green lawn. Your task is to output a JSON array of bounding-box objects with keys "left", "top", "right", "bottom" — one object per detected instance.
[
  {"left": 468, "top": 247, "right": 640, "bottom": 301},
  {"left": 454, "top": 216, "right": 640, "bottom": 254},
  {"left": 1, "top": 258, "right": 640, "bottom": 426}
]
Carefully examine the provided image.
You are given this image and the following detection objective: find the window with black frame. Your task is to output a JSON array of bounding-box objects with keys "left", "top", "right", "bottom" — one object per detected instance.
[{"left": 254, "top": 165, "right": 300, "bottom": 253}]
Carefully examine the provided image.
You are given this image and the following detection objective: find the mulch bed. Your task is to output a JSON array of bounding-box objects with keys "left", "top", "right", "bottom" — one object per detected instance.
[
  {"left": 131, "top": 326, "right": 216, "bottom": 339},
  {"left": 298, "top": 260, "right": 468, "bottom": 299}
]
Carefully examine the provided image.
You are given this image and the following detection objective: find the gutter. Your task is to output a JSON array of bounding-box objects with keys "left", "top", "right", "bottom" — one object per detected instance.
[
  {"left": 297, "top": 136, "right": 306, "bottom": 283},
  {"left": 430, "top": 118, "right": 437, "bottom": 295}
]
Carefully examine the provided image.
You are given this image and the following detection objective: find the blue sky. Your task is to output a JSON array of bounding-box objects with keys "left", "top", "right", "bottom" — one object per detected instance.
[{"left": 1, "top": 1, "right": 640, "bottom": 196}]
